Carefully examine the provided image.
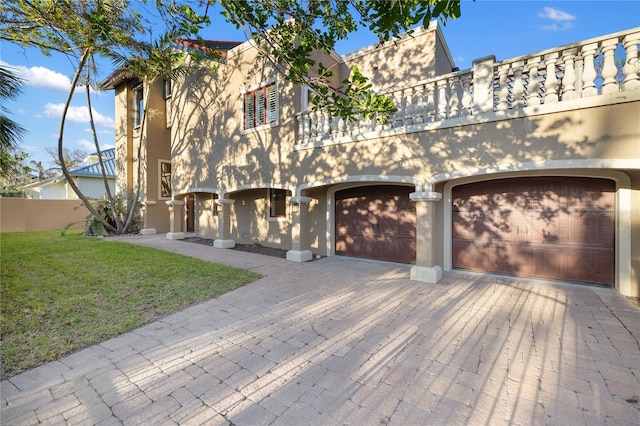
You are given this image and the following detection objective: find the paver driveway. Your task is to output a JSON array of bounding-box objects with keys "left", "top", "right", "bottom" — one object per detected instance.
[{"left": 2, "top": 234, "right": 639, "bottom": 425}]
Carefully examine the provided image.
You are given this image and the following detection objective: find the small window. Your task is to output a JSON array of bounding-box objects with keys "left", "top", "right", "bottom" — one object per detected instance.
[
  {"left": 133, "top": 83, "right": 143, "bottom": 128},
  {"left": 163, "top": 79, "right": 172, "bottom": 99},
  {"left": 160, "top": 161, "right": 171, "bottom": 198},
  {"left": 269, "top": 188, "right": 287, "bottom": 218},
  {"left": 244, "top": 82, "right": 278, "bottom": 130}
]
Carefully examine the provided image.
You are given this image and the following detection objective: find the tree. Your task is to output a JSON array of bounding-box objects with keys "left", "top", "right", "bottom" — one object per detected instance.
[
  {"left": 0, "top": 148, "right": 32, "bottom": 196},
  {"left": 0, "top": 64, "right": 28, "bottom": 176},
  {"left": 1, "top": 0, "right": 214, "bottom": 234},
  {"left": 1, "top": 0, "right": 465, "bottom": 232},
  {"left": 44, "top": 147, "right": 88, "bottom": 172}
]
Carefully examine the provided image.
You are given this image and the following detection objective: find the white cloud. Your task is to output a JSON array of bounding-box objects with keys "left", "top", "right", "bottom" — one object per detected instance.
[
  {"left": 44, "top": 103, "right": 115, "bottom": 128},
  {"left": 74, "top": 139, "right": 115, "bottom": 153},
  {"left": 1, "top": 60, "right": 72, "bottom": 92},
  {"left": 539, "top": 7, "right": 576, "bottom": 22},
  {"left": 76, "top": 139, "right": 96, "bottom": 151},
  {"left": 537, "top": 7, "right": 576, "bottom": 31}
]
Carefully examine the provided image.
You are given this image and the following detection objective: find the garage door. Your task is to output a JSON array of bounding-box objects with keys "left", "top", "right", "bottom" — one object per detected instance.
[
  {"left": 336, "top": 186, "right": 416, "bottom": 263},
  {"left": 452, "top": 177, "right": 615, "bottom": 285}
]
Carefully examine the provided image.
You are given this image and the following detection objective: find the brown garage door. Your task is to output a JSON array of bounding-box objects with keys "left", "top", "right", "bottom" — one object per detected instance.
[
  {"left": 452, "top": 177, "right": 615, "bottom": 286},
  {"left": 336, "top": 186, "right": 416, "bottom": 263}
]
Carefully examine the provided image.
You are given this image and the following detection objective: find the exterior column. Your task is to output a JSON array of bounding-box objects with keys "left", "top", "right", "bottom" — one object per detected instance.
[
  {"left": 165, "top": 200, "right": 185, "bottom": 240},
  {"left": 213, "top": 198, "right": 235, "bottom": 249},
  {"left": 286, "top": 196, "right": 314, "bottom": 262},
  {"left": 139, "top": 200, "right": 157, "bottom": 235},
  {"left": 409, "top": 191, "right": 443, "bottom": 283}
]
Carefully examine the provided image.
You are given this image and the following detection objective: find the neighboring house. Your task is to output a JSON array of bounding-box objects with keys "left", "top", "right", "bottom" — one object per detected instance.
[
  {"left": 24, "top": 148, "right": 116, "bottom": 200},
  {"left": 101, "top": 23, "right": 640, "bottom": 297}
]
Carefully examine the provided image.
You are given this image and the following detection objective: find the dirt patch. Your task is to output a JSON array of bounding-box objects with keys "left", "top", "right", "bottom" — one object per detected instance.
[
  {"left": 182, "top": 237, "right": 288, "bottom": 259},
  {"left": 232, "top": 244, "right": 287, "bottom": 258}
]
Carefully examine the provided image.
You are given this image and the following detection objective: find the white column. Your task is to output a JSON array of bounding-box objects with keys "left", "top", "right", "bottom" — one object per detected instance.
[
  {"left": 286, "top": 196, "right": 314, "bottom": 262},
  {"left": 409, "top": 191, "right": 443, "bottom": 283},
  {"left": 213, "top": 198, "right": 236, "bottom": 248},
  {"left": 165, "top": 200, "right": 185, "bottom": 240},
  {"left": 139, "top": 200, "right": 157, "bottom": 235}
]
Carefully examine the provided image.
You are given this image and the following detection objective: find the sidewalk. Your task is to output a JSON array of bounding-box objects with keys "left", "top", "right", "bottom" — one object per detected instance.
[{"left": 2, "top": 234, "right": 639, "bottom": 425}]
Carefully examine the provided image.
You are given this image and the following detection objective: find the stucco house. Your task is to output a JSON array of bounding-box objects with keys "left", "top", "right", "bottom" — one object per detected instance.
[
  {"left": 101, "top": 23, "right": 640, "bottom": 297},
  {"left": 23, "top": 148, "right": 116, "bottom": 200}
]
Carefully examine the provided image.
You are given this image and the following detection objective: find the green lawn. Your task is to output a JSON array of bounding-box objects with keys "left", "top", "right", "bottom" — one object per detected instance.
[{"left": 0, "top": 230, "right": 261, "bottom": 380}]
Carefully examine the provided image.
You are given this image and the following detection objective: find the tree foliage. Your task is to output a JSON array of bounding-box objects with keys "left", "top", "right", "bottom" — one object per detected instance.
[
  {"left": 0, "top": 0, "right": 465, "bottom": 231},
  {"left": 44, "top": 147, "right": 87, "bottom": 171},
  {"left": 221, "top": 0, "right": 463, "bottom": 120},
  {"left": 0, "top": 0, "right": 215, "bottom": 233},
  {"left": 1, "top": 64, "right": 28, "bottom": 175}
]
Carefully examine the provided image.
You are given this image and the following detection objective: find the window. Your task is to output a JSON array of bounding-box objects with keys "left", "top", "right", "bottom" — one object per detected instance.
[
  {"left": 133, "top": 83, "right": 143, "bottom": 128},
  {"left": 163, "top": 79, "right": 172, "bottom": 99},
  {"left": 244, "top": 82, "right": 277, "bottom": 130},
  {"left": 160, "top": 161, "right": 171, "bottom": 198},
  {"left": 212, "top": 194, "right": 219, "bottom": 216},
  {"left": 269, "top": 189, "right": 287, "bottom": 219},
  {"left": 163, "top": 79, "right": 172, "bottom": 128}
]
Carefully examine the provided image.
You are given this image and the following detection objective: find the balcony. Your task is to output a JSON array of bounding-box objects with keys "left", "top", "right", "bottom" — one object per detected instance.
[{"left": 295, "top": 28, "right": 640, "bottom": 150}]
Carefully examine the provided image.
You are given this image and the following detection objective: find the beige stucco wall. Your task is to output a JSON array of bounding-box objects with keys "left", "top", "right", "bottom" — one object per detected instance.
[
  {"left": 171, "top": 44, "right": 301, "bottom": 194},
  {"left": 115, "top": 26, "right": 640, "bottom": 295},
  {"left": 629, "top": 172, "right": 640, "bottom": 295},
  {"left": 112, "top": 78, "right": 171, "bottom": 233},
  {"left": 0, "top": 198, "right": 89, "bottom": 233},
  {"left": 114, "top": 84, "right": 131, "bottom": 197},
  {"left": 290, "top": 100, "right": 640, "bottom": 185},
  {"left": 195, "top": 193, "right": 219, "bottom": 239},
  {"left": 343, "top": 24, "right": 450, "bottom": 92}
]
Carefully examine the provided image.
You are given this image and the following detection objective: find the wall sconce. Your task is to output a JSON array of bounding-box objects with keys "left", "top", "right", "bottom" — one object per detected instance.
[{"left": 291, "top": 203, "right": 300, "bottom": 214}]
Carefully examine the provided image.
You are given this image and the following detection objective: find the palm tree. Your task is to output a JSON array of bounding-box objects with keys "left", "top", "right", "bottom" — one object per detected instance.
[{"left": 0, "top": 65, "right": 28, "bottom": 173}]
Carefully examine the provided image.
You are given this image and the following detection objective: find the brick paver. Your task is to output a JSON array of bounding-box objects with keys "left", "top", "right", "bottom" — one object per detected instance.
[{"left": 2, "top": 234, "right": 639, "bottom": 425}]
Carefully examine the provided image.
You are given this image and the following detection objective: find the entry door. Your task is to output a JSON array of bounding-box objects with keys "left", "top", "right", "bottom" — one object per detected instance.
[
  {"left": 186, "top": 194, "right": 195, "bottom": 233},
  {"left": 335, "top": 185, "right": 416, "bottom": 264},
  {"left": 452, "top": 177, "right": 615, "bottom": 285}
]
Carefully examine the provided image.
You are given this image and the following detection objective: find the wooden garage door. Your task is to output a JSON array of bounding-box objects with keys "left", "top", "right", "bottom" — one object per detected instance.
[
  {"left": 336, "top": 186, "right": 416, "bottom": 264},
  {"left": 452, "top": 177, "right": 615, "bottom": 286}
]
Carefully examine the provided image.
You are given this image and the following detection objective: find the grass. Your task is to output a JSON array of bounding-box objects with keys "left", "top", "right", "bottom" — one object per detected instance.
[{"left": 0, "top": 230, "right": 261, "bottom": 380}]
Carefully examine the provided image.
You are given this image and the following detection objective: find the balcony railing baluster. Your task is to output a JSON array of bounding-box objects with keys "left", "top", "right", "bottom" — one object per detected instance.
[{"left": 295, "top": 28, "right": 640, "bottom": 147}]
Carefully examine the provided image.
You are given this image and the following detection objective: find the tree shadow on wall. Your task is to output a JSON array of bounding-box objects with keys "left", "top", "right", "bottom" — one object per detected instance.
[{"left": 452, "top": 176, "right": 615, "bottom": 286}]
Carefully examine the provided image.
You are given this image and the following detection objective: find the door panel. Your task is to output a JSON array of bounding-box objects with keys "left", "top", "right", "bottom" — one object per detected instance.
[
  {"left": 452, "top": 177, "right": 615, "bottom": 286},
  {"left": 336, "top": 186, "right": 416, "bottom": 264}
]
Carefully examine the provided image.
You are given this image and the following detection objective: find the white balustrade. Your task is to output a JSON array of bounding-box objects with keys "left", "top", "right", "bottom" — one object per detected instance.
[
  {"left": 295, "top": 28, "right": 640, "bottom": 146},
  {"left": 561, "top": 48, "right": 578, "bottom": 101},
  {"left": 511, "top": 61, "right": 525, "bottom": 108},
  {"left": 527, "top": 57, "right": 541, "bottom": 106},
  {"left": 449, "top": 75, "right": 461, "bottom": 118}
]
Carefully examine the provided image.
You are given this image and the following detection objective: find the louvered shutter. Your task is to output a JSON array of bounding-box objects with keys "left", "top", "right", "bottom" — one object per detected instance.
[
  {"left": 256, "top": 89, "right": 266, "bottom": 126},
  {"left": 244, "top": 92, "right": 254, "bottom": 129},
  {"left": 266, "top": 84, "right": 277, "bottom": 123}
]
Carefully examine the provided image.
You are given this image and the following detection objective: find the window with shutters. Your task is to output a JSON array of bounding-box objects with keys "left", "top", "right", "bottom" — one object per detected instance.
[{"left": 243, "top": 81, "right": 278, "bottom": 131}]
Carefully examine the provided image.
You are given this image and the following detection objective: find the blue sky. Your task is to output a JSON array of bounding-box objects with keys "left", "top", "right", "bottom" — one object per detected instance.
[{"left": 2, "top": 0, "right": 639, "bottom": 168}]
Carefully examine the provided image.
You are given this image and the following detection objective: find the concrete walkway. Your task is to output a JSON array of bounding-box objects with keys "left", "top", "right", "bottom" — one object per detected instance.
[{"left": 2, "top": 234, "right": 639, "bottom": 425}]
